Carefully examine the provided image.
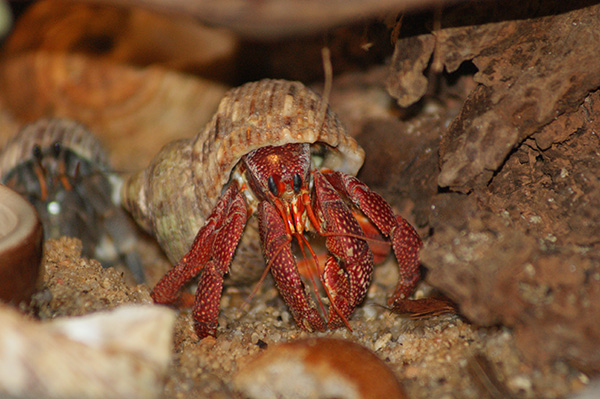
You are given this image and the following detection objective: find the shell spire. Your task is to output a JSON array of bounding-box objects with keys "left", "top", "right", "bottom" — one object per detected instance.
[{"left": 122, "top": 79, "right": 364, "bottom": 264}]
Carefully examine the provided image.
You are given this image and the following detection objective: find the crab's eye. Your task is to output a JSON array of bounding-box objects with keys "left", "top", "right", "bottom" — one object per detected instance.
[
  {"left": 292, "top": 173, "right": 302, "bottom": 193},
  {"left": 268, "top": 176, "right": 279, "bottom": 196},
  {"left": 32, "top": 144, "right": 42, "bottom": 161},
  {"left": 52, "top": 141, "right": 62, "bottom": 157}
]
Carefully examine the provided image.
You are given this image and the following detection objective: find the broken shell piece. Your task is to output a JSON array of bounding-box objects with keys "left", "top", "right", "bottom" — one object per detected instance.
[
  {"left": 0, "top": 304, "right": 176, "bottom": 399},
  {"left": 0, "top": 184, "right": 43, "bottom": 305},
  {"left": 234, "top": 337, "right": 407, "bottom": 399}
]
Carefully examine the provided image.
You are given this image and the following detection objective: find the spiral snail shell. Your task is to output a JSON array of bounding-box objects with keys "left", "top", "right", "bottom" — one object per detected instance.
[
  {"left": 122, "top": 79, "right": 365, "bottom": 271},
  {"left": 0, "top": 119, "right": 145, "bottom": 282}
]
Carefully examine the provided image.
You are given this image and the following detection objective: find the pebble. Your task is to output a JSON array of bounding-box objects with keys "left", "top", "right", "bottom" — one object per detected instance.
[
  {"left": 374, "top": 333, "right": 392, "bottom": 351},
  {"left": 509, "top": 374, "right": 533, "bottom": 393}
]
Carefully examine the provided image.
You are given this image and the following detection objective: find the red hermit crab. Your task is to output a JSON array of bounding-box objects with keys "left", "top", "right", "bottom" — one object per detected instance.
[{"left": 122, "top": 79, "right": 422, "bottom": 338}]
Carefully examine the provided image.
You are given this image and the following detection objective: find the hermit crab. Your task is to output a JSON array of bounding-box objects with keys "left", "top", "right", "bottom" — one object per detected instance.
[
  {"left": 0, "top": 119, "right": 145, "bottom": 283},
  {"left": 122, "top": 79, "right": 422, "bottom": 338}
]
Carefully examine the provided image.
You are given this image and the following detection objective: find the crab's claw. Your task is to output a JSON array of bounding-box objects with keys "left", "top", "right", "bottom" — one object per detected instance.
[
  {"left": 320, "top": 171, "right": 423, "bottom": 305},
  {"left": 312, "top": 171, "right": 375, "bottom": 329}
]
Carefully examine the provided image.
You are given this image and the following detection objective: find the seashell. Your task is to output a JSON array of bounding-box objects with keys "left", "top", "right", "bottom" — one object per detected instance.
[
  {"left": 0, "top": 119, "right": 110, "bottom": 176},
  {"left": 233, "top": 337, "right": 407, "bottom": 399},
  {"left": 0, "top": 184, "right": 43, "bottom": 305},
  {"left": 0, "top": 118, "right": 145, "bottom": 282},
  {"left": 0, "top": 303, "right": 176, "bottom": 399},
  {"left": 1, "top": 0, "right": 238, "bottom": 81},
  {"left": 0, "top": 51, "right": 228, "bottom": 171},
  {"left": 121, "top": 79, "right": 365, "bottom": 270}
]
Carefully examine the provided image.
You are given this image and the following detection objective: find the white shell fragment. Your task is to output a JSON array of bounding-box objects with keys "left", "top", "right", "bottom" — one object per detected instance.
[{"left": 0, "top": 304, "right": 176, "bottom": 399}]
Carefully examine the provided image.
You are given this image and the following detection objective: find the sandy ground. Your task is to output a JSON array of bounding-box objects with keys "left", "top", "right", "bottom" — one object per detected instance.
[{"left": 24, "top": 236, "right": 589, "bottom": 399}]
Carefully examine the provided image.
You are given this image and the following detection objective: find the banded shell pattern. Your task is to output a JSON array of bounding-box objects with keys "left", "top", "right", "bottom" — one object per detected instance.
[
  {"left": 122, "top": 79, "right": 365, "bottom": 267},
  {"left": 0, "top": 119, "right": 109, "bottom": 177}
]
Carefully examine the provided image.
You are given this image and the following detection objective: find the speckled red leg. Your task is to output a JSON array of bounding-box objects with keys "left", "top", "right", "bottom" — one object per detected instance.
[
  {"left": 151, "top": 183, "right": 248, "bottom": 338},
  {"left": 322, "top": 171, "right": 423, "bottom": 305},
  {"left": 257, "top": 200, "right": 326, "bottom": 332},
  {"left": 312, "top": 171, "right": 374, "bottom": 329}
]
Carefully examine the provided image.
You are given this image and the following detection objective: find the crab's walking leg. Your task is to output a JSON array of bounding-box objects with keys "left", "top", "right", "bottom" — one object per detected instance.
[
  {"left": 312, "top": 171, "right": 374, "bottom": 329},
  {"left": 258, "top": 201, "right": 326, "bottom": 332},
  {"left": 151, "top": 183, "right": 248, "bottom": 338},
  {"left": 322, "top": 171, "right": 422, "bottom": 306}
]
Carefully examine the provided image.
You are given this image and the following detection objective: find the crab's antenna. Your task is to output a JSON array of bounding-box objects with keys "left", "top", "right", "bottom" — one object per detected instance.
[
  {"left": 295, "top": 233, "right": 328, "bottom": 319},
  {"left": 316, "top": 47, "right": 333, "bottom": 135},
  {"left": 319, "top": 230, "right": 390, "bottom": 246},
  {"left": 242, "top": 239, "right": 288, "bottom": 309},
  {"left": 295, "top": 232, "right": 352, "bottom": 331},
  {"left": 242, "top": 232, "right": 331, "bottom": 327},
  {"left": 57, "top": 155, "right": 74, "bottom": 192},
  {"left": 32, "top": 144, "right": 48, "bottom": 201},
  {"left": 242, "top": 231, "right": 330, "bottom": 321},
  {"left": 302, "top": 187, "right": 391, "bottom": 248},
  {"left": 322, "top": 274, "right": 353, "bottom": 331}
]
